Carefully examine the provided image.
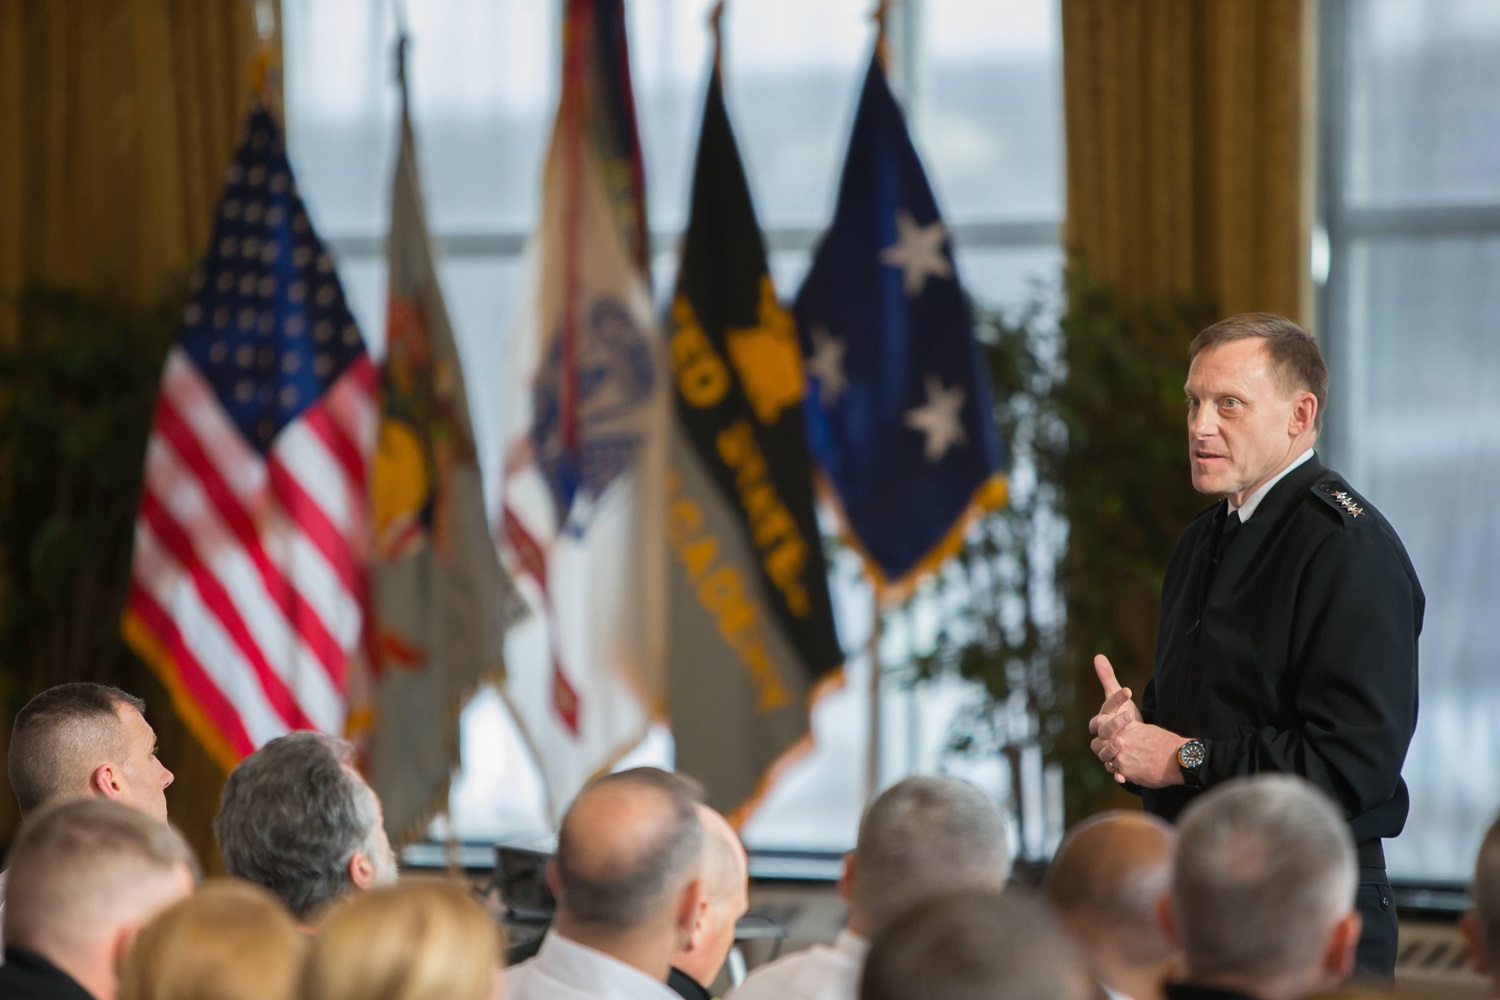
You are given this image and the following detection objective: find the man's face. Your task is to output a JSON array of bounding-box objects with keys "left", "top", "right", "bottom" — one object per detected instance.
[
  {"left": 362, "top": 777, "right": 399, "bottom": 887},
  {"left": 1185, "top": 339, "right": 1311, "bottom": 505},
  {"left": 114, "top": 704, "right": 173, "bottom": 822}
]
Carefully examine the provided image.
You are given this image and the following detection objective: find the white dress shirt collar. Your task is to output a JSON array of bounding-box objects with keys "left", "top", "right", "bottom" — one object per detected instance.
[
  {"left": 506, "top": 930, "right": 680, "bottom": 1000},
  {"left": 1231, "top": 448, "right": 1315, "bottom": 523}
]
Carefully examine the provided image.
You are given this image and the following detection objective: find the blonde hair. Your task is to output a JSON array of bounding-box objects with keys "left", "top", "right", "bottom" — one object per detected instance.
[
  {"left": 302, "top": 879, "right": 504, "bottom": 1000},
  {"left": 120, "top": 879, "right": 304, "bottom": 1000}
]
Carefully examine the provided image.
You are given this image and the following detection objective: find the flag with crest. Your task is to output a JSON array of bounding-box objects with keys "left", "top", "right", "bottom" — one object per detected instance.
[
  {"left": 665, "top": 36, "right": 842, "bottom": 822},
  {"left": 355, "top": 44, "right": 528, "bottom": 843},
  {"left": 123, "top": 99, "right": 377, "bottom": 767},
  {"left": 497, "top": 0, "right": 668, "bottom": 818},
  {"left": 794, "top": 53, "right": 1006, "bottom": 602}
]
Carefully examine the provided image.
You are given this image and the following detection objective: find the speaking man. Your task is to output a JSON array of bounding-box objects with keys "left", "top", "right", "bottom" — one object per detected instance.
[{"left": 1088, "top": 313, "right": 1422, "bottom": 979}]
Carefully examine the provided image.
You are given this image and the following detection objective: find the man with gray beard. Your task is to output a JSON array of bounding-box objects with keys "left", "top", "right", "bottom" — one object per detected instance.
[{"left": 214, "top": 731, "right": 397, "bottom": 926}]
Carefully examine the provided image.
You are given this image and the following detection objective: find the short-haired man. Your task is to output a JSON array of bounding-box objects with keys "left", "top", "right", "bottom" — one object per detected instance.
[
  {"left": 2, "top": 682, "right": 174, "bottom": 945},
  {"left": 8, "top": 682, "right": 173, "bottom": 823},
  {"left": 1089, "top": 313, "right": 1422, "bottom": 978},
  {"left": 860, "top": 890, "right": 1095, "bottom": 1000},
  {"left": 0, "top": 798, "right": 198, "bottom": 999},
  {"left": 731, "top": 775, "right": 1012, "bottom": 1000},
  {"left": 214, "top": 731, "right": 396, "bottom": 925},
  {"left": 506, "top": 767, "right": 705, "bottom": 1000},
  {"left": 1160, "top": 775, "right": 1361, "bottom": 1000},
  {"left": 669, "top": 803, "right": 750, "bottom": 1000},
  {"left": 1461, "top": 813, "right": 1500, "bottom": 994},
  {"left": 1045, "top": 811, "right": 1177, "bottom": 1000}
]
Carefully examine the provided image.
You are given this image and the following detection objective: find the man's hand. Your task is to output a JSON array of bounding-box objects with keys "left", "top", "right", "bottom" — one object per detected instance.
[
  {"left": 1088, "top": 654, "right": 1186, "bottom": 787},
  {"left": 1088, "top": 655, "right": 1142, "bottom": 738},
  {"left": 1091, "top": 721, "right": 1191, "bottom": 788}
]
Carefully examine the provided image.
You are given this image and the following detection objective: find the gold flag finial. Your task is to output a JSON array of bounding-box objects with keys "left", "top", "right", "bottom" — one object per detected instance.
[
  {"left": 872, "top": 0, "right": 891, "bottom": 70},
  {"left": 709, "top": 2, "right": 727, "bottom": 72}
]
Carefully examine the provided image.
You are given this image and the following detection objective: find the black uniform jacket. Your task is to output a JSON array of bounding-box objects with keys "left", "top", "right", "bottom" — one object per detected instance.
[
  {"left": 0, "top": 947, "right": 96, "bottom": 999},
  {"left": 1140, "top": 456, "right": 1423, "bottom": 844}
]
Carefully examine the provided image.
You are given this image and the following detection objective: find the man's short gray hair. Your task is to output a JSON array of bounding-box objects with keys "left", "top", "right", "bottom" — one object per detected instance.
[
  {"left": 214, "top": 731, "right": 381, "bottom": 922},
  {"left": 555, "top": 767, "right": 704, "bottom": 930},
  {"left": 852, "top": 776, "right": 1013, "bottom": 937},
  {"left": 3, "top": 798, "right": 198, "bottom": 947},
  {"left": 861, "top": 889, "right": 1094, "bottom": 1000},
  {"left": 1471, "top": 814, "right": 1500, "bottom": 966},
  {"left": 8, "top": 682, "right": 147, "bottom": 816},
  {"left": 1172, "top": 774, "right": 1357, "bottom": 979}
]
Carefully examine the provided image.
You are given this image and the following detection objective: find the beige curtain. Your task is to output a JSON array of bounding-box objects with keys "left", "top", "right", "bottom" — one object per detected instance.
[
  {"left": 0, "top": 0, "right": 278, "bottom": 868},
  {"left": 0, "top": 0, "right": 276, "bottom": 341},
  {"left": 1061, "top": 0, "right": 1314, "bottom": 323}
]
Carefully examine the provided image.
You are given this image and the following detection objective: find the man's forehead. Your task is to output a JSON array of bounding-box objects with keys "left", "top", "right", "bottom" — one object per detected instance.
[{"left": 1186, "top": 340, "right": 1274, "bottom": 390}]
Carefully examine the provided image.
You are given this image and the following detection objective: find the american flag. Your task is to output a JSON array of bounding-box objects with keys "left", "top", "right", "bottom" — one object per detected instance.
[{"left": 123, "top": 100, "right": 376, "bottom": 768}]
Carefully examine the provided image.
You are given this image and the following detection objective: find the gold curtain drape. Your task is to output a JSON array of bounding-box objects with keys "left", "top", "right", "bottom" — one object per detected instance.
[
  {"left": 1061, "top": 0, "right": 1315, "bottom": 323},
  {"left": 0, "top": 0, "right": 278, "bottom": 866},
  {"left": 0, "top": 0, "right": 275, "bottom": 340}
]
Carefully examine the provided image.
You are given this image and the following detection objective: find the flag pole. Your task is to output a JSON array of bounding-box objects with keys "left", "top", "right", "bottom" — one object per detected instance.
[{"left": 866, "top": 589, "right": 883, "bottom": 803}]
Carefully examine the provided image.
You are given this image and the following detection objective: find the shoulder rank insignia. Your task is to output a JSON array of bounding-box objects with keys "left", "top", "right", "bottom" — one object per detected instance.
[{"left": 1316, "top": 481, "right": 1365, "bottom": 518}]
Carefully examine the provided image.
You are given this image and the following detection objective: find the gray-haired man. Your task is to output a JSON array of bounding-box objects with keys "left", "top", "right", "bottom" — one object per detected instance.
[
  {"left": 732, "top": 775, "right": 1012, "bottom": 1000},
  {"left": 1160, "top": 775, "right": 1362, "bottom": 1000},
  {"left": 214, "top": 731, "right": 396, "bottom": 926}
]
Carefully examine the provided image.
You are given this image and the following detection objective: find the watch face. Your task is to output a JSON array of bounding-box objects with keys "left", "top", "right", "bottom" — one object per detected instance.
[{"left": 1178, "top": 740, "right": 1206, "bottom": 769}]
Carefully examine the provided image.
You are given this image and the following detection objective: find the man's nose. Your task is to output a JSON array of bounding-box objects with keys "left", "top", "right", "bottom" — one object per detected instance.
[{"left": 161, "top": 761, "right": 175, "bottom": 788}]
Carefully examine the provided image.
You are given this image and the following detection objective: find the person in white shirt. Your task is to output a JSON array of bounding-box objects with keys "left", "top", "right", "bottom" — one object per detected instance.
[
  {"left": 1044, "top": 811, "right": 1178, "bottom": 1000},
  {"left": 507, "top": 767, "right": 705, "bottom": 1000},
  {"left": 860, "top": 889, "right": 1096, "bottom": 1000},
  {"left": 729, "top": 775, "right": 1012, "bottom": 1000}
]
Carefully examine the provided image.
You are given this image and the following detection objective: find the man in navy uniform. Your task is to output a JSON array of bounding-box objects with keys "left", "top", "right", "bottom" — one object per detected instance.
[{"left": 1089, "top": 313, "right": 1422, "bottom": 980}]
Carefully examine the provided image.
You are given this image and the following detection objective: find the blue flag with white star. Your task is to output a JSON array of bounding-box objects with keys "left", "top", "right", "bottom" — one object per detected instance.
[{"left": 794, "top": 53, "right": 1006, "bottom": 599}]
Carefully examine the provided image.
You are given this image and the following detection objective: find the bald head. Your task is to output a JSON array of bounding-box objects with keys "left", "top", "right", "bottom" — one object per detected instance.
[
  {"left": 697, "top": 804, "right": 748, "bottom": 905},
  {"left": 554, "top": 767, "right": 705, "bottom": 932},
  {"left": 1046, "top": 811, "right": 1175, "bottom": 959},
  {"left": 673, "top": 804, "right": 751, "bottom": 988}
]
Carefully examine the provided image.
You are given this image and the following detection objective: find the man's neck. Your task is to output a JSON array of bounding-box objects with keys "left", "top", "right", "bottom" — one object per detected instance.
[
  {"left": 1180, "top": 965, "right": 1313, "bottom": 1000},
  {"left": 553, "top": 915, "right": 676, "bottom": 982},
  {"left": 1095, "top": 953, "right": 1172, "bottom": 1000}
]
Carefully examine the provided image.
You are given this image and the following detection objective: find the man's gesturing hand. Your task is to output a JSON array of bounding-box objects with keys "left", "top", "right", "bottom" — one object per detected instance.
[{"left": 1087, "top": 655, "right": 1187, "bottom": 788}]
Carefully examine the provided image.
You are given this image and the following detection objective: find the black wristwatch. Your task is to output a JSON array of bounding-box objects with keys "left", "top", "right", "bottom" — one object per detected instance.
[{"left": 1176, "top": 739, "right": 1207, "bottom": 788}]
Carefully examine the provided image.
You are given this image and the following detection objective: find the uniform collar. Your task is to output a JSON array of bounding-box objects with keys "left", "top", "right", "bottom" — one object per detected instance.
[{"left": 1230, "top": 448, "right": 1315, "bottom": 522}]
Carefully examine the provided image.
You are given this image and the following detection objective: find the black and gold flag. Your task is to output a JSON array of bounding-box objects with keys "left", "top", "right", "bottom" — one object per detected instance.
[{"left": 666, "top": 55, "right": 842, "bottom": 822}]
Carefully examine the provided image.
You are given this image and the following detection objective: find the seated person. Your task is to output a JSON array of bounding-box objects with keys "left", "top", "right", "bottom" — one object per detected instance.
[
  {"left": 1045, "top": 811, "right": 1178, "bottom": 1000},
  {"left": 506, "top": 767, "right": 704, "bottom": 1000},
  {"left": 731, "top": 775, "right": 1011, "bottom": 1000},
  {"left": 214, "top": 731, "right": 397, "bottom": 927},
  {"left": 1160, "top": 775, "right": 1362, "bottom": 1000},
  {"left": 119, "top": 879, "right": 304, "bottom": 1000},
  {"left": 860, "top": 889, "right": 1096, "bottom": 1000},
  {"left": 0, "top": 799, "right": 198, "bottom": 1000},
  {"left": 305, "top": 879, "right": 506, "bottom": 1000},
  {"left": 670, "top": 803, "right": 751, "bottom": 1000}
]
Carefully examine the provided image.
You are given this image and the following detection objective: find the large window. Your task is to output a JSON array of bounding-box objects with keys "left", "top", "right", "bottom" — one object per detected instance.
[
  {"left": 282, "top": 0, "right": 1063, "bottom": 855},
  {"left": 1320, "top": 0, "right": 1500, "bottom": 883}
]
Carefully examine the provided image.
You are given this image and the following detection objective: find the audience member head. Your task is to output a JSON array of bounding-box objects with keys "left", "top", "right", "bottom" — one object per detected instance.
[
  {"left": 1045, "top": 810, "right": 1178, "bottom": 1000},
  {"left": 1164, "top": 775, "right": 1360, "bottom": 1000},
  {"left": 1461, "top": 812, "right": 1500, "bottom": 989},
  {"left": 673, "top": 803, "right": 750, "bottom": 989},
  {"left": 303, "top": 879, "right": 505, "bottom": 1000},
  {"left": 860, "top": 889, "right": 1096, "bottom": 1000},
  {"left": 843, "top": 775, "right": 1012, "bottom": 940},
  {"left": 8, "top": 682, "right": 173, "bottom": 821},
  {"left": 2, "top": 798, "right": 198, "bottom": 1000},
  {"left": 551, "top": 767, "right": 705, "bottom": 978},
  {"left": 120, "top": 879, "right": 304, "bottom": 1000},
  {"left": 214, "top": 731, "right": 396, "bottom": 924}
]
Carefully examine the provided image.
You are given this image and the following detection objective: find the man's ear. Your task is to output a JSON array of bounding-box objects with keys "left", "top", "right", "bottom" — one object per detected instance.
[
  {"left": 90, "top": 761, "right": 129, "bottom": 804},
  {"left": 1156, "top": 895, "right": 1180, "bottom": 951},
  {"left": 348, "top": 849, "right": 376, "bottom": 891},
  {"left": 675, "top": 877, "right": 705, "bottom": 936},
  {"left": 838, "top": 851, "right": 855, "bottom": 905},
  {"left": 1289, "top": 391, "right": 1317, "bottom": 438},
  {"left": 1321, "top": 910, "right": 1362, "bottom": 984},
  {"left": 681, "top": 894, "right": 712, "bottom": 955},
  {"left": 1462, "top": 910, "right": 1491, "bottom": 974}
]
